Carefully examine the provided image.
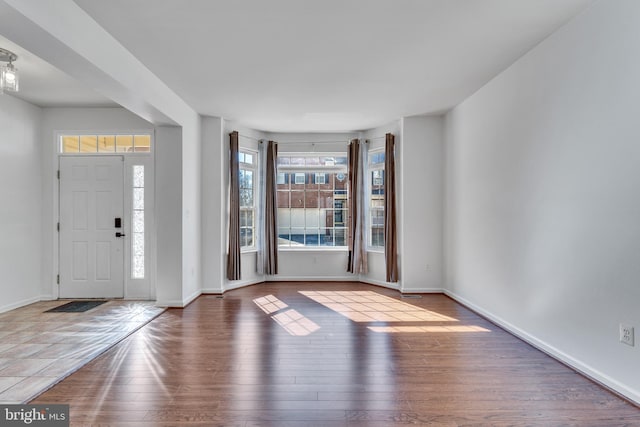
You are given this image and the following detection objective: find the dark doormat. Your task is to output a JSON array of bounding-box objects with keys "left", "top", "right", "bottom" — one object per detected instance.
[{"left": 45, "top": 300, "right": 107, "bottom": 313}]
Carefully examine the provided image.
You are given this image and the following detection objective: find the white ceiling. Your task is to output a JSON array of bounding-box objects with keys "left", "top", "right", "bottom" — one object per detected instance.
[
  {"left": 0, "top": 35, "right": 115, "bottom": 107},
  {"left": 2, "top": 0, "right": 593, "bottom": 131}
]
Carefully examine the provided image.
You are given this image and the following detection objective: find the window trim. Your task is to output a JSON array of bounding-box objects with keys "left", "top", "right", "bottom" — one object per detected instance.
[
  {"left": 239, "top": 148, "right": 258, "bottom": 252},
  {"left": 368, "top": 148, "right": 385, "bottom": 251}
]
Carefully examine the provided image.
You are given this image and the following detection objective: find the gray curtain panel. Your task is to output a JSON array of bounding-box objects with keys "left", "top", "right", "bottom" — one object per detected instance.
[
  {"left": 385, "top": 133, "right": 399, "bottom": 282},
  {"left": 264, "top": 140, "right": 279, "bottom": 275},
  {"left": 227, "top": 131, "right": 241, "bottom": 280},
  {"left": 347, "top": 139, "right": 367, "bottom": 274}
]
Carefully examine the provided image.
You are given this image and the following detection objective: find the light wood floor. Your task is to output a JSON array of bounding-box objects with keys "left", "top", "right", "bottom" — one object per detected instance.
[
  {"left": 0, "top": 300, "right": 163, "bottom": 403},
  {"left": 32, "top": 282, "right": 639, "bottom": 426}
]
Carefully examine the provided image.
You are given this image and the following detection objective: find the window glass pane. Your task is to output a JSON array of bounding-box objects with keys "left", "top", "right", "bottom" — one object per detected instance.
[
  {"left": 291, "top": 191, "right": 304, "bottom": 208},
  {"left": 62, "top": 136, "right": 79, "bottom": 153},
  {"left": 133, "top": 188, "right": 144, "bottom": 210},
  {"left": 80, "top": 135, "right": 98, "bottom": 152},
  {"left": 334, "top": 228, "right": 347, "bottom": 246},
  {"left": 60, "top": 134, "right": 151, "bottom": 155},
  {"left": 305, "top": 157, "right": 320, "bottom": 166},
  {"left": 305, "top": 210, "right": 319, "bottom": 227},
  {"left": 133, "top": 233, "right": 144, "bottom": 279},
  {"left": 277, "top": 191, "right": 290, "bottom": 208},
  {"left": 241, "top": 227, "right": 254, "bottom": 247},
  {"left": 275, "top": 152, "right": 349, "bottom": 248},
  {"left": 133, "top": 165, "right": 144, "bottom": 187},
  {"left": 372, "top": 170, "right": 384, "bottom": 187},
  {"left": 304, "top": 231, "right": 320, "bottom": 246},
  {"left": 320, "top": 229, "right": 334, "bottom": 246},
  {"left": 290, "top": 228, "right": 305, "bottom": 245},
  {"left": 240, "top": 189, "right": 253, "bottom": 207},
  {"left": 290, "top": 210, "right": 305, "bottom": 227},
  {"left": 321, "top": 157, "right": 335, "bottom": 166},
  {"left": 334, "top": 156, "right": 347, "bottom": 165},
  {"left": 278, "top": 228, "right": 291, "bottom": 246},
  {"left": 134, "top": 135, "right": 151, "bottom": 152},
  {"left": 240, "top": 209, "right": 254, "bottom": 227},
  {"left": 305, "top": 190, "right": 318, "bottom": 208},
  {"left": 319, "top": 191, "right": 334, "bottom": 208},
  {"left": 131, "top": 165, "right": 145, "bottom": 279},
  {"left": 241, "top": 170, "right": 253, "bottom": 189},
  {"left": 133, "top": 210, "right": 144, "bottom": 233},
  {"left": 277, "top": 156, "right": 290, "bottom": 166},
  {"left": 369, "top": 152, "right": 385, "bottom": 165},
  {"left": 370, "top": 209, "right": 385, "bottom": 247},
  {"left": 116, "top": 135, "right": 133, "bottom": 152},
  {"left": 98, "top": 135, "right": 116, "bottom": 152}
]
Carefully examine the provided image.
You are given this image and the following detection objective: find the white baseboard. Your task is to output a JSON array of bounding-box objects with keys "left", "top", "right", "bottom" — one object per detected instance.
[
  {"left": 224, "top": 278, "right": 263, "bottom": 292},
  {"left": 444, "top": 290, "right": 640, "bottom": 406},
  {"left": 0, "top": 295, "right": 44, "bottom": 314},
  {"left": 358, "top": 277, "right": 400, "bottom": 290},
  {"left": 266, "top": 276, "right": 359, "bottom": 282},
  {"left": 182, "top": 289, "right": 201, "bottom": 307},
  {"left": 155, "top": 299, "right": 187, "bottom": 308},
  {"left": 401, "top": 287, "right": 444, "bottom": 293}
]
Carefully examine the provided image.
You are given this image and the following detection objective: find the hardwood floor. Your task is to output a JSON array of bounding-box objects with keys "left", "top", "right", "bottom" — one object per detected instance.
[{"left": 32, "top": 282, "right": 639, "bottom": 426}]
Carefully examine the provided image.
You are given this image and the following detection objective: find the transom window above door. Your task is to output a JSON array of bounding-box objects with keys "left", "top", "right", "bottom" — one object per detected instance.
[{"left": 60, "top": 134, "right": 152, "bottom": 153}]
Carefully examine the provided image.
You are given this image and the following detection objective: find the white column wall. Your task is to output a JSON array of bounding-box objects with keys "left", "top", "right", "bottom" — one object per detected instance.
[
  {"left": 0, "top": 95, "right": 43, "bottom": 312},
  {"left": 400, "top": 115, "right": 444, "bottom": 292},
  {"left": 444, "top": 0, "right": 640, "bottom": 404},
  {"left": 155, "top": 126, "right": 183, "bottom": 306},
  {"left": 201, "top": 116, "right": 226, "bottom": 293}
]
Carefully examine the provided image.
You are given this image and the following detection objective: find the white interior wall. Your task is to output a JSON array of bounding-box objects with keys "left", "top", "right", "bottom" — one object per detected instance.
[
  {"left": 201, "top": 116, "right": 225, "bottom": 293},
  {"left": 444, "top": 0, "right": 640, "bottom": 404},
  {"left": 155, "top": 126, "right": 183, "bottom": 306},
  {"left": 180, "top": 117, "right": 202, "bottom": 305},
  {"left": 0, "top": 95, "right": 43, "bottom": 312},
  {"left": 400, "top": 115, "right": 444, "bottom": 292}
]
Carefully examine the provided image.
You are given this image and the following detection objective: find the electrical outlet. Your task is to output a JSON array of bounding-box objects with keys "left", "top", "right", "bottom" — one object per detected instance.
[{"left": 620, "top": 324, "right": 634, "bottom": 346}]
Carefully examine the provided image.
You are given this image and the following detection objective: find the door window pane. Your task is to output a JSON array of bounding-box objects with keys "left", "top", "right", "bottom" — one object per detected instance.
[{"left": 132, "top": 165, "right": 145, "bottom": 279}]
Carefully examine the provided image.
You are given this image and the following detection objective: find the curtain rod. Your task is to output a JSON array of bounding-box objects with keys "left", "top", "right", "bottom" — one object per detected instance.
[
  {"left": 236, "top": 133, "right": 349, "bottom": 145},
  {"left": 264, "top": 140, "right": 350, "bottom": 145}
]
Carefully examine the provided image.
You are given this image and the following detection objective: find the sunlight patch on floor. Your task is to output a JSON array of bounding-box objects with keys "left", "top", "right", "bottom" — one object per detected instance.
[
  {"left": 368, "top": 325, "right": 490, "bottom": 333},
  {"left": 299, "top": 290, "right": 458, "bottom": 323},
  {"left": 272, "top": 309, "right": 321, "bottom": 336},
  {"left": 254, "top": 295, "right": 321, "bottom": 336},
  {"left": 253, "top": 295, "right": 288, "bottom": 314}
]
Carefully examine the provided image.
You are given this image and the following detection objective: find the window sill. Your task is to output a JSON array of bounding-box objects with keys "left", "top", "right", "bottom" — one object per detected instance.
[
  {"left": 241, "top": 248, "right": 258, "bottom": 254},
  {"left": 278, "top": 247, "right": 348, "bottom": 253},
  {"left": 367, "top": 248, "right": 384, "bottom": 254}
]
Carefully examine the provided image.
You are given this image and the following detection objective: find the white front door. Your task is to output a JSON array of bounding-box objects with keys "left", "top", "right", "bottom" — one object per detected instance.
[{"left": 59, "top": 156, "right": 124, "bottom": 298}]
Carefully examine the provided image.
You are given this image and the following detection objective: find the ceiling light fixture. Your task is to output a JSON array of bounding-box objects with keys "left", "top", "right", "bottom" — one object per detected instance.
[{"left": 0, "top": 47, "right": 19, "bottom": 93}]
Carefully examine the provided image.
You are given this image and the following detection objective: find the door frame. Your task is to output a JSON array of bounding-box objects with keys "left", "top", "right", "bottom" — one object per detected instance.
[{"left": 52, "top": 130, "right": 156, "bottom": 300}]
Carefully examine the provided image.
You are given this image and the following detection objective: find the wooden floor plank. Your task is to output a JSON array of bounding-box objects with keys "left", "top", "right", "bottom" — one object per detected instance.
[{"left": 31, "top": 282, "right": 639, "bottom": 426}]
